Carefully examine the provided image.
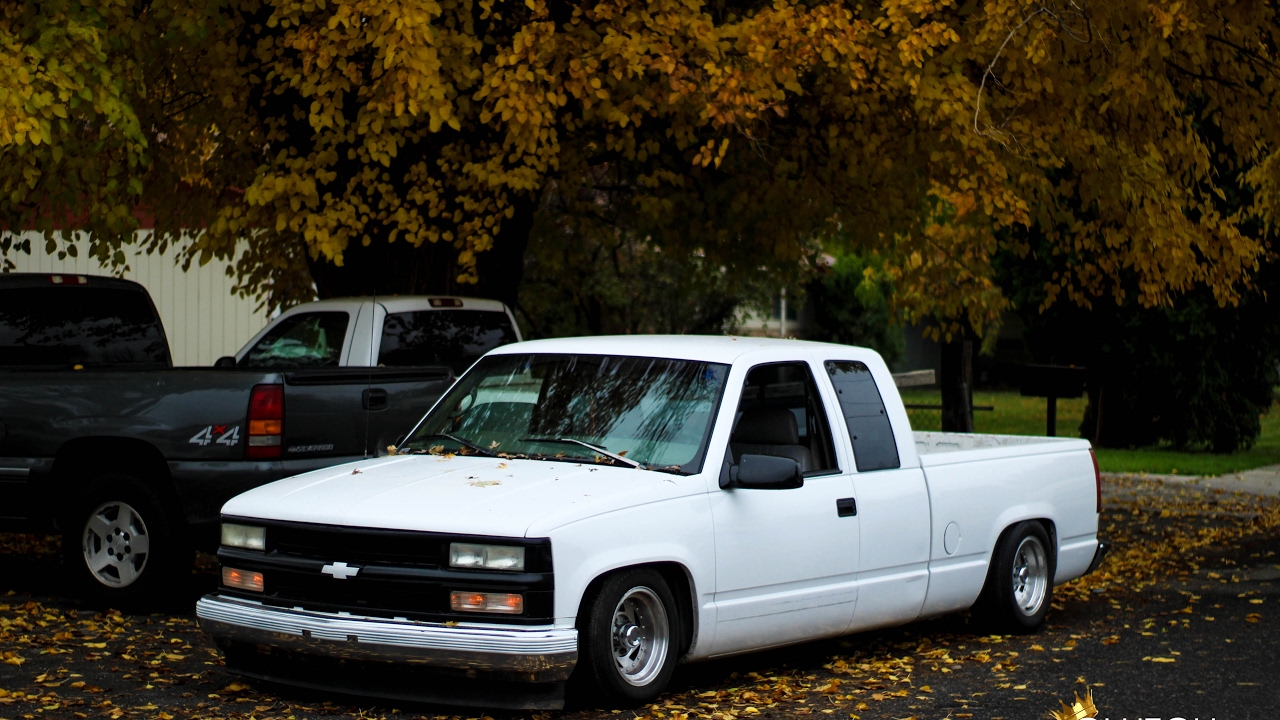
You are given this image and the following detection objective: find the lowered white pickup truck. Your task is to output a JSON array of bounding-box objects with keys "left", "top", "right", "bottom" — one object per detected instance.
[{"left": 196, "top": 336, "right": 1107, "bottom": 709}]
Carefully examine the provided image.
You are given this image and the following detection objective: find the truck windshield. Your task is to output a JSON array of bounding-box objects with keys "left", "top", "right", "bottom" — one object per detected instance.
[
  {"left": 240, "top": 312, "right": 349, "bottom": 368},
  {"left": 403, "top": 353, "right": 729, "bottom": 474}
]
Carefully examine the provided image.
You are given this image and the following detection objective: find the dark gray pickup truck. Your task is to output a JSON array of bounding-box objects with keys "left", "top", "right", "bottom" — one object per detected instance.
[{"left": 0, "top": 273, "right": 520, "bottom": 604}]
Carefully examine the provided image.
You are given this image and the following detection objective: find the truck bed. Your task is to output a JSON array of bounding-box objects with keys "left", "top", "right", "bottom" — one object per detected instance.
[{"left": 913, "top": 431, "right": 1090, "bottom": 466}]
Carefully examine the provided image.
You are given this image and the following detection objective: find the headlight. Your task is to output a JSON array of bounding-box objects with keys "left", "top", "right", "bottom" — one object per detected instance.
[
  {"left": 221, "top": 523, "right": 266, "bottom": 550},
  {"left": 449, "top": 542, "right": 525, "bottom": 571}
]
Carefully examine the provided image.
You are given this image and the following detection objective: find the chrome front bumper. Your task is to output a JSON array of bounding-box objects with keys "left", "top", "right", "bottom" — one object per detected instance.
[{"left": 196, "top": 594, "right": 578, "bottom": 683}]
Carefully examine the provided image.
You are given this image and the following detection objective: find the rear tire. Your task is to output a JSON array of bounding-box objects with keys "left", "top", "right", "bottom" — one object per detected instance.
[
  {"left": 62, "top": 473, "right": 191, "bottom": 609},
  {"left": 974, "top": 521, "right": 1054, "bottom": 633},
  {"left": 574, "top": 568, "right": 681, "bottom": 707}
]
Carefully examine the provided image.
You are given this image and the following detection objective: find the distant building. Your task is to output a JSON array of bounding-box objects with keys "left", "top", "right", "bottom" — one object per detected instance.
[{"left": 2, "top": 231, "right": 271, "bottom": 366}]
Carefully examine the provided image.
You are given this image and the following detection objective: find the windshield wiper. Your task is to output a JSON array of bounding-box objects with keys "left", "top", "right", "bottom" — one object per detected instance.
[
  {"left": 414, "top": 433, "right": 497, "bottom": 457},
  {"left": 519, "top": 437, "right": 641, "bottom": 469}
]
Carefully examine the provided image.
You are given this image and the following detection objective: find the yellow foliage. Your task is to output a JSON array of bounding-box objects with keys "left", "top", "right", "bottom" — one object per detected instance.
[{"left": 2, "top": 0, "right": 1275, "bottom": 316}]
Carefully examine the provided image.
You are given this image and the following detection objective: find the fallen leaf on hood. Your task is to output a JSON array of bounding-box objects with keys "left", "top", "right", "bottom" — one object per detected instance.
[{"left": 468, "top": 480, "right": 501, "bottom": 488}]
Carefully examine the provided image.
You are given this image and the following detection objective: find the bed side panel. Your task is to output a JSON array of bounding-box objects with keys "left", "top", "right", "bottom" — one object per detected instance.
[{"left": 918, "top": 447, "right": 1098, "bottom": 617}]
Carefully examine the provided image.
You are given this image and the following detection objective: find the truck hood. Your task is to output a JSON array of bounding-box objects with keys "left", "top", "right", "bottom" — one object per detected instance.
[{"left": 221, "top": 454, "right": 701, "bottom": 538}]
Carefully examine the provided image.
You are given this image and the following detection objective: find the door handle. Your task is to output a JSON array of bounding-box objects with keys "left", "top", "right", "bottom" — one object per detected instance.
[
  {"left": 362, "top": 388, "right": 389, "bottom": 411},
  {"left": 836, "top": 497, "right": 857, "bottom": 517}
]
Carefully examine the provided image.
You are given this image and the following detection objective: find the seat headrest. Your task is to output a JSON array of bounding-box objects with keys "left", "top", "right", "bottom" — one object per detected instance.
[{"left": 733, "top": 407, "right": 800, "bottom": 445}]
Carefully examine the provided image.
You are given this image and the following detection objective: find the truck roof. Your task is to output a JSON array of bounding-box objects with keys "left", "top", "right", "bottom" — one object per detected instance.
[
  {"left": 280, "top": 295, "right": 510, "bottom": 315},
  {"left": 0, "top": 272, "right": 148, "bottom": 291},
  {"left": 489, "top": 335, "right": 878, "bottom": 364}
]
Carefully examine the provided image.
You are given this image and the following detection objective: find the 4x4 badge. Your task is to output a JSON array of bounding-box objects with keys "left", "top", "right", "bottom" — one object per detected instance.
[{"left": 321, "top": 562, "right": 360, "bottom": 580}]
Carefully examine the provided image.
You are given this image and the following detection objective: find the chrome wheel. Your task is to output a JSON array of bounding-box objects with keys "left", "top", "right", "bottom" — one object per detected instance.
[
  {"left": 82, "top": 501, "right": 151, "bottom": 588},
  {"left": 1010, "top": 535, "right": 1048, "bottom": 616},
  {"left": 611, "top": 586, "right": 669, "bottom": 687}
]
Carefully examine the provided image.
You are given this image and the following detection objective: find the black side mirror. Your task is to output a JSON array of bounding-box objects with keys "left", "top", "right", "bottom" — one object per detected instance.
[
  {"left": 214, "top": 356, "right": 238, "bottom": 368},
  {"left": 723, "top": 454, "right": 803, "bottom": 490}
]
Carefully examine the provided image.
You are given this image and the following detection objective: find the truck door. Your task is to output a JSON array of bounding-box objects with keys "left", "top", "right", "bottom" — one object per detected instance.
[
  {"left": 821, "top": 359, "right": 931, "bottom": 631},
  {"left": 708, "top": 359, "right": 860, "bottom": 656}
]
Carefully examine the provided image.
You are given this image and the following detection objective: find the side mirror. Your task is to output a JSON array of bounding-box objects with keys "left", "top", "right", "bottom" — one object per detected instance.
[
  {"left": 214, "top": 356, "right": 238, "bottom": 369},
  {"left": 723, "top": 454, "right": 803, "bottom": 490}
]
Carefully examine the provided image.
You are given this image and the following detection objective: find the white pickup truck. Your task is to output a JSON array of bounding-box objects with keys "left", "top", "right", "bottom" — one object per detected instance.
[{"left": 196, "top": 336, "right": 1107, "bottom": 709}]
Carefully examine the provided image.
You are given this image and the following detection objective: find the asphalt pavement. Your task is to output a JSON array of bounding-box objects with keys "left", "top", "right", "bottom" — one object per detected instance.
[{"left": 0, "top": 474, "right": 1275, "bottom": 720}]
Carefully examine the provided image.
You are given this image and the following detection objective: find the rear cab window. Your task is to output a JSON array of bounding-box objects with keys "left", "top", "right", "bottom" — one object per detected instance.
[
  {"left": 824, "top": 361, "right": 900, "bottom": 472},
  {"left": 378, "top": 310, "right": 518, "bottom": 374},
  {"left": 0, "top": 284, "right": 170, "bottom": 368}
]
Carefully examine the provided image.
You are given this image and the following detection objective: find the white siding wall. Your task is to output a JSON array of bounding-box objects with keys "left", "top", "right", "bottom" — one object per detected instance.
[{"left": 4, "top": 231, "right": 271, "bottom": 366}]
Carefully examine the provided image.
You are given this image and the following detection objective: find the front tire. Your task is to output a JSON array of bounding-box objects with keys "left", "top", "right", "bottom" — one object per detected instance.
[
  {"left": 62, "top": 473, "right": 191, "bottom": 609},
  {"left": 576, "top": 568, "right": 681, "bottom": 706},
  {"left": 974, "top": 520, "right": 1054, "bottom": 633}
]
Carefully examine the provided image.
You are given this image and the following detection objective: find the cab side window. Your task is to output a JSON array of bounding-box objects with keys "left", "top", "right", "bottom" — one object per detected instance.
[
  {"left": 241, "top": 312, "right": 349, "bottom": 368},
  {"left": 825, "top": 361, "right": 900, "bottom": 472},
  {"left": 730, "top": 362, "right": 838, "bottom": 475}
]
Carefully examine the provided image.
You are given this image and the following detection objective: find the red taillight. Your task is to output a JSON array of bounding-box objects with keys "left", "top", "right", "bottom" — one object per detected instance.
[
  {"left": 1089, "top": 448, "right": 1102, "bottom": 514},
  {"left": 246, "top": 384, "right": 284, "bottom": 460}
]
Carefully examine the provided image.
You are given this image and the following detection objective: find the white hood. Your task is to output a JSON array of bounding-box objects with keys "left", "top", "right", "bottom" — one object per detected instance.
[{"left": 222, "top": 454, "right": 701, "bottom": 538}]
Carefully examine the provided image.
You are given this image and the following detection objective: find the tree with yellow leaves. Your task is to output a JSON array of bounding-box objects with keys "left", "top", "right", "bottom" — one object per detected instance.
[{"left": 2, "top": 0, "right": 1275, "bottom": 327}]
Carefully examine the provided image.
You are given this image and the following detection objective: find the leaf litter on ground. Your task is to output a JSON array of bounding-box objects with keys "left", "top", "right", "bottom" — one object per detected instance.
[{"left": 0, "top": 475, "right": 1273, "bottom": 720}]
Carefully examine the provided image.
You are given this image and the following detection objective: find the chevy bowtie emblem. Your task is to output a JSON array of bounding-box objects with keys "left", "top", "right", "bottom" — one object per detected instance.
[{"left": 321, "top": 561, "right": 360, "bottom": 580}]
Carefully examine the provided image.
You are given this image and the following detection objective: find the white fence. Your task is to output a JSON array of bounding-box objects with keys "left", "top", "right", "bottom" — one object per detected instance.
[{"left": 3, "top": 232, "right": 272, "bottom": 366}]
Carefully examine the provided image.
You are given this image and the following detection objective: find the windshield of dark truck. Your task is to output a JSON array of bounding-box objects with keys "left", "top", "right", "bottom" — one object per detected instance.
[
  {"left": 403, "top": 353, "right": 729, "bottom": 473},
  {"left": 0, "top": 287, "right": 170, "bottom": 368}
]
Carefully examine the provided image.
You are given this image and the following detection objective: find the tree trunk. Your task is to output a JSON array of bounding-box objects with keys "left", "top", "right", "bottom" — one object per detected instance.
[
  {"left": 306, "top": 195, "right": 538, "bottom": 308},
  {"left": 941, "top": 338, "right": 974, "bottom": 432}
]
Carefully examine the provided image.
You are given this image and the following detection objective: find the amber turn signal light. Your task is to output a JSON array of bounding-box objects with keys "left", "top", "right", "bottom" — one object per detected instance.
[
  {"left": 222, "top": 566, "right": 264, "bottom": 593},
  {"left": 449, "top": 590, "right": 523, "bottom": 614}
]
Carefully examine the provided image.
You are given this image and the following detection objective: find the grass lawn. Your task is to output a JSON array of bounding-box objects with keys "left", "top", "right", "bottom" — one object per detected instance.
[{"left": 898, "top": 388, "right": 1280, "bottom": 477}]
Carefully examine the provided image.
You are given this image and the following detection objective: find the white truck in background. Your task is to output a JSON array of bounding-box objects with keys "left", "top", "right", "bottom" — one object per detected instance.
[
  {"left": 1, "top": 275, "right": 520, "bottom": 605},
  {"left": 197, "top": 335, "right": 1107, "bottom": 709}
]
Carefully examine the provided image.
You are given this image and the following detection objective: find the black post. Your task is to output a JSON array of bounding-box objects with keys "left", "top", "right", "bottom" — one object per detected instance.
[
  {"left": 941, "top": 339, "right": 975, "bottom": 433},
  {"left": 1046, "top": 395, "right": 1057, "bottom": 437}
]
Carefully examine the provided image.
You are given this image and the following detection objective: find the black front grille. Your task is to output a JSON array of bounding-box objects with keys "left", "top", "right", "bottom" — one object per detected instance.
[
  {"left": 218, "top": 517, "right": 554, "bottom": 624},
  {"left": 267, "top": 523, "right": 447, "bottom": 567}
]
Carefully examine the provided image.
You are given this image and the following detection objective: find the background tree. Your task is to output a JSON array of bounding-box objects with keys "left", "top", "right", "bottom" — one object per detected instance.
[
  {"left": 517, "top": 178, "right": 793, "bottom": 337},
  {"left": 3, "top": 0, "right": 1277, "bottom": 347},
  {"left": 805, "top": 249, "right": 903, "bottom": 366}
]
